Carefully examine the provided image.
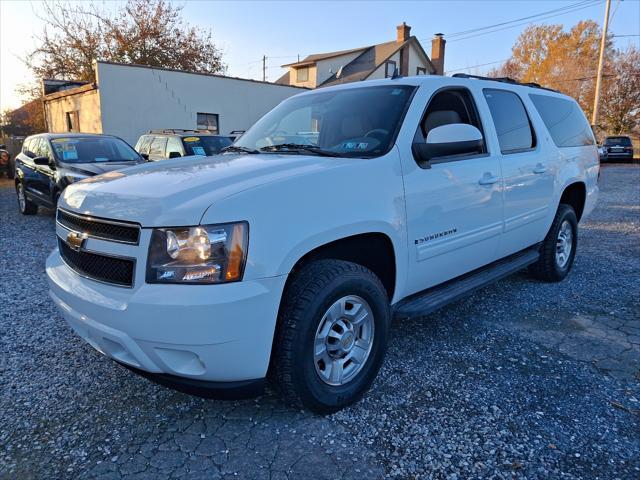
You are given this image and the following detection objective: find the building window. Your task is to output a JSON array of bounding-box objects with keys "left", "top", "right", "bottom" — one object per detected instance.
[
  {"left": 385, "top": 60, "right": 397, "bottom": 78},
  {"left": 66, "top": 111, "right": 79, "bottom": 132},
  {"left": 296, "top": 67, "right": 309, "bottom": 83},
  {"left": 196, "top": 113, "right": 219, "bottom": 134},
  {"left": 416, "top": 67, "right": 427, "bottom": 75}
]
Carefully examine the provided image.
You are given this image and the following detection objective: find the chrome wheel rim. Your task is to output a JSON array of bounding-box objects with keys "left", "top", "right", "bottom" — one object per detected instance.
[
  {"left": 17, "top": 184, "right": 26, "bottom": 211},
  {"left": 313, "top": 295, "right": 375, "bottom": 386},
  {"left": 556, "top": 220, "right": 573, "bottom": 268}
]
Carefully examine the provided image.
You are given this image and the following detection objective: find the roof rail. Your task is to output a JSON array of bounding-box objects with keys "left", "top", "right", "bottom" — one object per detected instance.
[
  {"left": 451, "top": 73, "right": 559, "bottom": 93},
  {"left": 147, "top": 129, "right": 216, "bottom": 134}
]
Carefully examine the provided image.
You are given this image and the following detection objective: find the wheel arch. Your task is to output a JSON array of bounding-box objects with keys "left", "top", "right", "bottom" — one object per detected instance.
[
  {"left": 284, "top": 232, "right": 398, "bottom": 302},
  {"left": 559, "top": 181, "right": 586, "bottom": 222}
]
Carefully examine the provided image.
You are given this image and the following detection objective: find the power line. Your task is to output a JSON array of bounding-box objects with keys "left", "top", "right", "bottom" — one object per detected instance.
[
  {"left": 444, "top": 0, "right": 598, "bottom": 39},
  {"left": 443, "top": 0, "right": 605, "bottom": 43},
  {"left": 445, "top": 58, "right": 510, "bottom": 74}
]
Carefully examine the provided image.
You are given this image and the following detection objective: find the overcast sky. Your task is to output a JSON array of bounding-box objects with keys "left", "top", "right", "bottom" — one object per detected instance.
[{"left": 1, "top": 0, "right": 638, "bottom": 110}]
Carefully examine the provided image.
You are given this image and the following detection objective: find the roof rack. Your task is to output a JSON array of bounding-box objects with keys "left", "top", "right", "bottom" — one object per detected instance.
[
  {"left": 148, "top": 129, "right": 217, "bottom": 135},
  {"left": 451, "top": 73, "right": 559, "bottom": 93}
]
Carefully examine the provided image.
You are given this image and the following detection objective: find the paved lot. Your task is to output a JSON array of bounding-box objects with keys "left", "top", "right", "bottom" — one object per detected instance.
[{"left": 1, "top": 165, "right": 639, "bottom": 479}]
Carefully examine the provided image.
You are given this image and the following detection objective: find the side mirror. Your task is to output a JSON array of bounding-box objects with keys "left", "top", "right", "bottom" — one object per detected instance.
[
  {"left": 168, "top": 151, "right": 182, "bottom": 159},
  {"left": 140, "top": 152, "right": 149, "bottom": 160},
  {"left": 33, "top": 155, "right": 50, "bottom": 166},
  {"left": 412, "top": 123, "right": 483, "bottom": 167}
]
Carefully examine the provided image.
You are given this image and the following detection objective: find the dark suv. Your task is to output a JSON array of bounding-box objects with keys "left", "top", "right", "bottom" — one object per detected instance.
[
  {"left": 134, "top": 130, "right": 234, "bottom": 161},
  {"left": 603, "top": 136, "right": 634, "bottom": 162},
  {"left": 15, "top": 133, "right": 144, "bottom": 215}
]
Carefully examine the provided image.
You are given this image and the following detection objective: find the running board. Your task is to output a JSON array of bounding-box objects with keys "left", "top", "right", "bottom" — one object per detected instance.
[{"left": 393, "top": 248, "right": 540, "bottom": 318}]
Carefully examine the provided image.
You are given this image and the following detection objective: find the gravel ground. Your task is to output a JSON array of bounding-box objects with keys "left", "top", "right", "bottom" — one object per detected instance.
[{"left": 1, "top": 165, "right": 639, "bottom": 479}]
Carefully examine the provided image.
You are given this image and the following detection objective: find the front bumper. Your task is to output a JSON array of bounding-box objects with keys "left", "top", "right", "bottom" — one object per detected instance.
[{"left": 46, "top": 249, "right": 287, "bottom": 383}]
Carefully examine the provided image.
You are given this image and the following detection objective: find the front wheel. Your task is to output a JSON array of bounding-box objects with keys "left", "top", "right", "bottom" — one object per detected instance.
[
  {"left": 16, "top": 182, "right": 38, "bottom": 215},
  {"left": 530, "top": 204, "right": 578, "bottom": 282},
  {"left": 271, "top": 259, "right": 390, "bottom": 413}
]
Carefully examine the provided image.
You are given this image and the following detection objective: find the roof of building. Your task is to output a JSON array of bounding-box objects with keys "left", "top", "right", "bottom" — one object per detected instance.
[
  {"left": 281, "top": 47, "right": 370, "bottom": 68},
  {"left": 42, "top": 83, "right": 97, "bottom": 101},
  {"left": 42, "top": 60, "right": 310, "bottom": 101},
  {"left": 276, "top": 36, "right": 436, "bottom": 88}
]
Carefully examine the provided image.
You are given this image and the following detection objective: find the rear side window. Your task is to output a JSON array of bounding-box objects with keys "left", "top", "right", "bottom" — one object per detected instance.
[
  {"left": 23, "top": 138, "right": 33, "bottom": 155},
  {"left": 483, "top": 89, "right": 535, "bottom": 154},
  {"left": 136, "top": 135, "right": 153, "bottom": 154},
  {"left": 529, "top": 94, "right": 594, "bottom": 147},
  {"left": 149, "top": 137, "right": 168, "bottom": 157}
]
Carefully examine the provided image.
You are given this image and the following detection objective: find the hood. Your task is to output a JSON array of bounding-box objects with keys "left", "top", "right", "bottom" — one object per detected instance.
[
  {"left": 60, "top": 153, "right": 346, "bottom": 226},
  {"left": 61, "top": 161, "right": 143, "bottom": 177}
]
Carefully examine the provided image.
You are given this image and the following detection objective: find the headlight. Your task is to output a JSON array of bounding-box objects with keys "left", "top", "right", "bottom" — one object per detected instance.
[{"left": 146, "top": 222, "right": 248, "bottom": 284}]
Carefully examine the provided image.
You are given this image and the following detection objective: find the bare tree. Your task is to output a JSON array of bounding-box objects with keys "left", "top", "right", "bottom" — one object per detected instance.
[{"left": 26, "top": 0, "right": 226, "bottom": 83}]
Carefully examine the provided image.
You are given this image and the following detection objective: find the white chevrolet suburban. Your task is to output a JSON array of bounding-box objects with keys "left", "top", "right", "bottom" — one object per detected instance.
[{"left": 46, "top": 74, "right": 599, "bottom": 412}]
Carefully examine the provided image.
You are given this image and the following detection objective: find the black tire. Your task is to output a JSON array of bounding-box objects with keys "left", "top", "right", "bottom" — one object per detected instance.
[
  {"left": 271, "top": 259, "right": 391, "bottom": 413},
  {"left": 529, "top": 204, "right": 578, "bottom": 282},
  {"left": 16, "top": 182, "right": 38, "bottom": 215}
]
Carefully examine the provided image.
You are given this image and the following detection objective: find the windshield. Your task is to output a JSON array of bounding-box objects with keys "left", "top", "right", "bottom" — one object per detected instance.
[
  {"left": 51, "top": 137, "right": 140, "bottom": 163},
  {"left": 181, "top": 135, "right": 233, "bottom": 156},
  {"left": 604, "top": 137, "right": 631, "bottom": 146},
  {"left": 234, "top": 85, "right": 416, "bottom": 158}
]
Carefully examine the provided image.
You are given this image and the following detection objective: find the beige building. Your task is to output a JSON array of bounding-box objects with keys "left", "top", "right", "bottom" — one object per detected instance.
[{"left": 276, "top": 23, "right": 445, "bottom": 89}]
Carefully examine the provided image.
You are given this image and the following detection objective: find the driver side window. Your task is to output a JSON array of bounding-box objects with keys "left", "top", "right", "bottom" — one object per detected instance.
[{"left": 416, "top": 88, "right": 486, "bottom": 153}]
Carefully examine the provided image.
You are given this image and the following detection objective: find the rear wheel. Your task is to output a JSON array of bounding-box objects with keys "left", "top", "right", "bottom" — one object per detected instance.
[
  {"left": 272, "top": 259, "right": 390, "bottom": 413},
  {"left": 16, "top": 182, "right": 38, "bottom": 215},
  {"left": 530, "top": 204, "right": 577, "bottom": 282}
]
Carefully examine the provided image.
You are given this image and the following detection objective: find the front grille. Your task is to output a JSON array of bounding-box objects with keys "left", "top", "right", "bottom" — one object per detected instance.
[
  {"left": 58, "top": 239, "right": 135, "bottom": 287},
  {"left": 57, "top": 209, "right": 140, "bottom": 245}
]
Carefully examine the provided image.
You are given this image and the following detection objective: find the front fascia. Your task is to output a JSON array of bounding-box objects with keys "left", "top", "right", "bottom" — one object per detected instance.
[{"left": 200, "top": 150, "right": 409, "bottom": 304}]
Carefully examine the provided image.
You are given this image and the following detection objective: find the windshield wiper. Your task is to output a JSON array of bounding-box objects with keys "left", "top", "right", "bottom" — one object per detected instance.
[
  {"left": 221, "top": 145, "right": 259, "bottom": 154},
  {"left": 260, "top": 143, "right": 341, "bottom": 157}
]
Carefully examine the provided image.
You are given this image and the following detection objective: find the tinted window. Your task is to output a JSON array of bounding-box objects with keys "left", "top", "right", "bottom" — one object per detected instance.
[
  {"left": 604, "top": 136, "right": 631, "bottom": 146},
  {"left": 182, "top": 136, "right": 233, "bottom": 156},
  {"left": 529, "top": 94, "right": 594, "bottom": 147},
  {"left": 149, "top": 137, "right": 168, "bottom": 157},
  {"left": 166, "top": 137, "right": 183, "bottom": 156},
  {"left": 50, "top": 137, "right": 140, "bottom": 163},
  {"left": 483, "top": 89, "right": 535, "bottom": 153}
]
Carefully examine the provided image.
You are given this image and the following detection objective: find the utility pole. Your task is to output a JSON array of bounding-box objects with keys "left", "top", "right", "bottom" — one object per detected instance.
[
  {"left": 592, "top": 0, "right": 611, "bottom": 130},
  {"left": 262, "top": 55, "right": 266, "bottom": 82}
]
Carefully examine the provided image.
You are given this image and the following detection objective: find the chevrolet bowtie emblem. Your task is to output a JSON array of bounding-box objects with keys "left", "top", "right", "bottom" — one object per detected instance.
[{"left": 66, "top": 231, "right": 87, "bottom": 252}]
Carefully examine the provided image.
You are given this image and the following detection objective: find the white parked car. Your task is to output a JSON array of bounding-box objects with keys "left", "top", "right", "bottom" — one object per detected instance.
[{"left": 47, "top": 74, "right": 599, "bottom": 412}]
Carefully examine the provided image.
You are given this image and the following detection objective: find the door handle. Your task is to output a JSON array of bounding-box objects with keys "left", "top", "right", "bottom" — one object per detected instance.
[
  {"left": 533, "top": 163, "right": 547, "bottom": 174},
  {"left": 478, "top": 173, "right": 499, "bottom": 185}
]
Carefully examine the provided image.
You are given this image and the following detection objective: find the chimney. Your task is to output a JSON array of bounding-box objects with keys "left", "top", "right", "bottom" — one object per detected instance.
[
  {"left": 431, "top": 33, "right": 446, "bottom": 75},
  {"left": 397, "top": 22, "right": 411, "bottom": 43}
]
